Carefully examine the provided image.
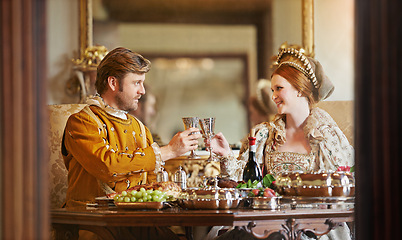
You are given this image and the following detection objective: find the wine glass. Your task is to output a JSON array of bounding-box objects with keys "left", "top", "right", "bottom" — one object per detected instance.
[
  {"left": 182, "top": 117, "right": 201, "bottom": 159},
  {"left": 199, "top": 117, "right": 216, "bottom": 162}
]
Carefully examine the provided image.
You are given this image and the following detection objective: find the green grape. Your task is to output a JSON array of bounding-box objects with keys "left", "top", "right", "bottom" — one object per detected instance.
[
  {"left": 130, "top": 196, "right": 137, "bottom": 202},
  {"left": 140, "top": 187, "right": 146, "bottom": 193},
  {"left": 124, "top": 196, "right": 130, "bottom": 203},
  {"left": 135, "top": 191, "right": 143, "bottom": 198},
  {"left": 137, "top": 198, "right": 144, "bottom": 202},
  {"left": 121, "top": 191, "right": 128, "bottom": 196},
  {"left": 152, "top": 195, "right": 161, "bottom": 202},
  {"left": 130, "top": 190, "right": 137, "bottom": 196},
  {"left": 146, "top": 189, "right": 153, "bottom": 195},
  {"left": 147, "top": 195, "right": 153, "bottom": 201},
  {"left": 153, "top": 190, "right": 162, "bottom": 196},
  {"left": 113, "top": 195, "right": 119, "bottom": 201},
  {"left": 118, "top": 196, "right": 124, "bottom": 202},
  {"left": 142, "top": 196, "right": 149, "bottom": 202}
]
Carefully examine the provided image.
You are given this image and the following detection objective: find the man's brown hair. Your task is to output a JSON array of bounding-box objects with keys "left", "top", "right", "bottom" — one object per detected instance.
[{"left": 95, "top": 47, "right": 151, "bottom": 95}]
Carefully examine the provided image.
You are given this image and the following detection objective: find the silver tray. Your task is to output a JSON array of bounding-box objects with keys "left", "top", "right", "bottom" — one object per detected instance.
[
  {"left": 178, "top": 198, "right": 241, "bottom": 210},
  {"left": 281, "top": 196, "right": 355, "bottom": 205},
  {"left": 249, "top": 197, "right": 282, "bottom": 210}
]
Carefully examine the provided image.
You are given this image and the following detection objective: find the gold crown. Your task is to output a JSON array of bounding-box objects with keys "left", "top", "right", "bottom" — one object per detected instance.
[{"left": 275, "top": 48, "right": 318, "bottom": 89}]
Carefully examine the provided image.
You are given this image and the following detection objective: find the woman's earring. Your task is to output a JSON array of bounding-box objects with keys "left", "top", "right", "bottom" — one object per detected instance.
[{"left": 297, "top": 92, "right": 302, "bottom": 97}]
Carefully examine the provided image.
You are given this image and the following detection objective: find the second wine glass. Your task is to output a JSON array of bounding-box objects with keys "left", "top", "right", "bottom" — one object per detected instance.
[{"left": 199, "top": 117, "right": 216, "bottom": 162}]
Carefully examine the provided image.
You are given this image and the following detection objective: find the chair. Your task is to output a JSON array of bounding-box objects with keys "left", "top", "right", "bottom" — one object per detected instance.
[
  {"left": 316, "top": 100, "right": 354, "bottom": 146},
  {"left": 48, "top": 104, "right": 86, "bottom": 209}
]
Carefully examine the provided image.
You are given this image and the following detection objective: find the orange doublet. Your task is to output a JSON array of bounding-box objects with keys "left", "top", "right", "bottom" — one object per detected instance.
[{"left": 62, "top": 105, "right": 157, "bottom": 207}]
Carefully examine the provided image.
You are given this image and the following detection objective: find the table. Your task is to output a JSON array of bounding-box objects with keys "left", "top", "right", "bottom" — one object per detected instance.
[{"left": 51, "top": 205, "right": 354, "bottom": 240}]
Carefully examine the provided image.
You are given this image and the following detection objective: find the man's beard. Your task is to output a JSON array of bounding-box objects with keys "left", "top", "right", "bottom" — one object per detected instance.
[{"left": 115, "top": 92, "right": 138, "bottom": 112}]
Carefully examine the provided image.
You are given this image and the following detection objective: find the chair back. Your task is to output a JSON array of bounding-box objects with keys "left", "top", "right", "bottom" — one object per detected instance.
[
  {"left": 316, "top": 100, "right": 354, "bottom": 146},
  {"left": 48, "top": 104, "right": 86, "bottom": 208}
]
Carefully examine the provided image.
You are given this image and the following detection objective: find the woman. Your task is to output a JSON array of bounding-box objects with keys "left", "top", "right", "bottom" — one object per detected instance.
[
  {"left": 209, "top": 48, "right": 354, "bottom": 240},
  {"left": 211, "top": 48, "right": 353, "bottom": 179}
]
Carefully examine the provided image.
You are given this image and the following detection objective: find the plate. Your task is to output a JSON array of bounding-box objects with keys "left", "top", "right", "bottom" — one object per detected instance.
[
  {"left": 114, "top": 201, "right": 167, "bottom": 210},
  {"left": 89, "top": 196, "right": 115, "bottom": 208},
  {"left": 95, "top": 196, "right": 114, "bottom": 202}
]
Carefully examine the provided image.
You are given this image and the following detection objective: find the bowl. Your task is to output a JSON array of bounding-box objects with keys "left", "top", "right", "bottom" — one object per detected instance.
[
  {"left": 178, "top": 188, "right": 241, "bottom": 209},
  {"left": 250, "top": 197, "right": 281, "bottom": 210}
]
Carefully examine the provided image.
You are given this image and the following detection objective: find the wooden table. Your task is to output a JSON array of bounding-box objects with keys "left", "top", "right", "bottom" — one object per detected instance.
[{"left": 51, "top": 205, "right": 354, "bottom": 240}]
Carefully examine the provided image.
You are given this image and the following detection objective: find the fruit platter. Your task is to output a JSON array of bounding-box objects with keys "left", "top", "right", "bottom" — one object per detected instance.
[{"left": 107, "top": 181, "right": 181, "bottom": 210}]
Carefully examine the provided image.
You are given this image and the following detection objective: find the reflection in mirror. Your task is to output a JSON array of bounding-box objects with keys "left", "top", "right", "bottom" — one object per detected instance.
[{"left": 145, "top": 56, "right": 248, "bottom": 146}]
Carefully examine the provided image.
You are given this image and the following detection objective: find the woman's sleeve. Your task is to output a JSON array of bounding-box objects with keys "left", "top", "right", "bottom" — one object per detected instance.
[
  {"left": 311, "top": 109, "right": 355, "bottom": 171},
  {"left": 317, "top": 125, "right": 355, "bottom": 171}
]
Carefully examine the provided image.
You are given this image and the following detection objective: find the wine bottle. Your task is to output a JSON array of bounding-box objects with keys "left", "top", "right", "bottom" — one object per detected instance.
[{"left": 242, "top": 132, "right": 262, "bottom": 183}]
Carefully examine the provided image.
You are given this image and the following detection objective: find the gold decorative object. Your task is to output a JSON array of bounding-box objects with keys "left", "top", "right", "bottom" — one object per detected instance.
[
  {"left": 72, "top": 45, "right": 108, "bottom": 71},
  {"left": 70, "top": 45, "right": 108, "bottom": 103},
  {"left": 302, "top": 0, "right": 315, "bottom": 58}
]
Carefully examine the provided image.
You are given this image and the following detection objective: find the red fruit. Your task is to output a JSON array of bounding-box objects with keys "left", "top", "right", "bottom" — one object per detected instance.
[
  {"left": 263, "top": 188, "right": 276, "bottom": 198},
  {"left": 252, "top": 189, "right": 260, "bottom": 196},
  {"left": 337, "top": 166, "right": 351, "bottom": 172}
]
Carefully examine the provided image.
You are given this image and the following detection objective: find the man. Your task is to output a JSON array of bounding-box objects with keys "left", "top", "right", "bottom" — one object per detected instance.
[{"left": 62, "top": 47, "right": 201, "bottom": 208}]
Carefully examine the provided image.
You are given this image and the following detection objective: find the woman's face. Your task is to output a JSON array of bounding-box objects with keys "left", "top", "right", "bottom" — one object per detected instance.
[{"left": 271, "top": 74, "right": 300, "bottom": 114}]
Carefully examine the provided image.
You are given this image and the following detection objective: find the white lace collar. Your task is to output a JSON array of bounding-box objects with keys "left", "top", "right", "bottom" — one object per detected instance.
[{"left": 86, "top": 95, "right": 128, "bottom": 120}]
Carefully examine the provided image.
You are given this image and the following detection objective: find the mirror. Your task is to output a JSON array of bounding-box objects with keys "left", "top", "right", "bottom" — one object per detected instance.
[{"left": 83, "top": 0, "right": 321, "bottom": 145}]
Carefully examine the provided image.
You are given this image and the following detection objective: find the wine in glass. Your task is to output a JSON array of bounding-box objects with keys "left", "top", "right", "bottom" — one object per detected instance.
[
  {"left": 199, "top": 117, "right": 216, "bottom": 162},
  {"left": 182, "top": 117, "right": 201, "bottom": 159}
]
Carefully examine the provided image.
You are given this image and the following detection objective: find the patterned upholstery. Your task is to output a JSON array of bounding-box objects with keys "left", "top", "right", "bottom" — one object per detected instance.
[
  {"left": 317, "top": 101, "right": 354, "bottom": 146},
  {"left": 48, "top": 104, "right": 86, "bottom": 209}
]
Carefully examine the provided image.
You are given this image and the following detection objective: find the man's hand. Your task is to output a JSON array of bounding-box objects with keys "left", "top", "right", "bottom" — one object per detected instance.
[{"left": 160, "top": 127, "right": 202, "bottom": 161}]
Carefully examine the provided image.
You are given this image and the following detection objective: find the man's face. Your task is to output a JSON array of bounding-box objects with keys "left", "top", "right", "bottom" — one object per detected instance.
[{"left": 114, "top": 73, "right": 146, "bottom": 112}]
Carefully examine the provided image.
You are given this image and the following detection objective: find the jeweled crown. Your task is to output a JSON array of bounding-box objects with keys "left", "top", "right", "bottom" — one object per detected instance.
[{"left": 275, "top": 48, "right": 318, "bottom": 89}]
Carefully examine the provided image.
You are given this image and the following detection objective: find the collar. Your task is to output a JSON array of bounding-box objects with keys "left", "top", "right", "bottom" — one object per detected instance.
[
  {"left": 268, "top": 108, "right": 325, "bottom": 148},
  {"left": 86, "top": 94, "right": 129, "bottom": 120}
]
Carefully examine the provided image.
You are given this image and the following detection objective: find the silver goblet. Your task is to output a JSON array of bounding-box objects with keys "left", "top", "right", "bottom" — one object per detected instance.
[
  {"left": 182, "top": 117, "right": 201, "bottom": 159},
  {"left": 199, "top": 117, "right": 216, "bottom": 162}
]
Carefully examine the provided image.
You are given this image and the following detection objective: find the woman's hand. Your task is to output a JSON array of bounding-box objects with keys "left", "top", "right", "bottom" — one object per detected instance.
[{"left": 206, "top": 132, "right": 231, "bottom": 157}]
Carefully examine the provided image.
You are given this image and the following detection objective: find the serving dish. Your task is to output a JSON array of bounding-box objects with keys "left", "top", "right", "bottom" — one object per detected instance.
[
  {"left": 249, "top": 197, "right": 281, "bottom": 210},
  {"left": 178, "top": 188, "right": 241, "bottom": 210},
  {"left": 275, "top": 171, "right": 355, "bottom": 197}
]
